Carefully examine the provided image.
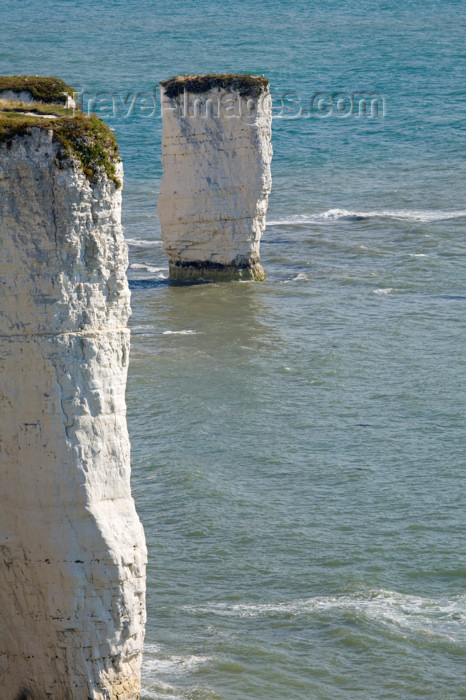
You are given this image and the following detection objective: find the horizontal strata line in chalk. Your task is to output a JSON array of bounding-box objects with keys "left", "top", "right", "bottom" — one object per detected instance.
[
  {"left": 158, "top": 185, "right": 267, "bottom": 194},
  {"left": 160, "top": 213, "right": 266, "bottom": 223},
  {"left": 0, "top": 327, "right": 129, "bottom": 339},
  {"left": 160, "top": 127, "right": 268, "bottom": 139}
]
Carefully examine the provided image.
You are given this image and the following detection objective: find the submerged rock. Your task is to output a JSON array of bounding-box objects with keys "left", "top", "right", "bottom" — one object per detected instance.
[
  {"left": 158, "top": 74, "right": 273, "bottom": 282},
  {"left": 0, "top": 88, "right": 146, "bottom": 699}
]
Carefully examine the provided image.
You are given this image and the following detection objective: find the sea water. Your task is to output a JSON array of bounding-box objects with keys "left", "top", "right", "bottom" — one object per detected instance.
[{"left": 2, "top": 0, "right": 466, "bottom": 697}]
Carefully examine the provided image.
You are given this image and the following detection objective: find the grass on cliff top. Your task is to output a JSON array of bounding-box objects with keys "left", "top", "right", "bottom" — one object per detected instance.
[
  {"left": 0, "top": 99, "right": 70, "bottom": 117},
  {"left": 161, "top": 73, "right": 269, "bottom": 98},
  {"left": 0, "top": 75, "right": 74, "bottom": 103},
  {"left": 0, "top": 111, "right": 121, "bottom": 187}
]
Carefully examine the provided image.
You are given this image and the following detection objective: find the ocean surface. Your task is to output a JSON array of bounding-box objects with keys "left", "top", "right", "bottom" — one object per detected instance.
[{"left": 3, "top": 1, "right": 466, "bottom": 697}]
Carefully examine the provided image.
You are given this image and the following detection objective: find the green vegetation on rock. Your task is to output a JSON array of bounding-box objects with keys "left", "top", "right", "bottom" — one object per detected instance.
[
  {"left": 0, "top": 75, "right": 74, "bottom": 103},
  {"left": 161, "top": 73, "right": 269, "bottom": 99},
  {"left": 0, "top": 104, "right": 121, "bottom": 188},
  {"left": 0, "top": 110, "right": 60, "bottom": 144},
  {"left": 0, "top": 99, "right": 70, "bottom": 117},
  {"left": 54, "top": 114, "right": 121, "bottom": 187},
  {"left": 0, "top": 75, "right": 120, "bottom": 186}
]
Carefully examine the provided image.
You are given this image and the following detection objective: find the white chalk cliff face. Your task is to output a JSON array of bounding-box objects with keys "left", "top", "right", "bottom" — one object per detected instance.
[
  {"left": 158, "top": 79, "right": 272, "bottom": 281},
  {"left": 0, "top": 128, "right": 146, "bottom": 698}
]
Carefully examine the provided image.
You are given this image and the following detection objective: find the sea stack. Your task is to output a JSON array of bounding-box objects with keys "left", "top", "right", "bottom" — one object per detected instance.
[
  {"left": 0, "top": 79, "right": 146, "bottom": 699},
  {"left": 158, "top": 74, "right": 272, "bottom": 281}
]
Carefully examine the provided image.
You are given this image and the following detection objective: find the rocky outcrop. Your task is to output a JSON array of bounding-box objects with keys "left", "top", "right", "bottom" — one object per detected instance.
[
  {"left": 158, "top": 74, "right": 272, "bottom": 281},
  {"left": 0, "top": 103, "right": 146, "bottom": 698}
]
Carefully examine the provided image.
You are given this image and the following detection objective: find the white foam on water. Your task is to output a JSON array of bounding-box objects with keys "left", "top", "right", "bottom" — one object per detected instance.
[
  {"left": 292, "top": 272, "right": 309, "bottom": 281},
  {"left": 322, "top": 208, "right": 366, "bottom": 220},
  {"left": 142, "top": 679, "right": 181, "bottom": 700},
  {"left": 280, "top": 272, "right": 310, "bottom": 284},
  {"left": 266, "top": 209, "right": 466, "bottom": 226},
  {"left": 141, "top": 643, "right": 211, "bottom": 698},
  {"left": 126, "top": 237, "right": 163, "bottom": 248},
  {"left": 147, "top": 654, "right": 210, "bottom": 674},
  {"left": 184, "top": 590, "right": 466, "bottom": 642},
  {"left": 373, "top": 288, "right": 395, "bottom": 295},
  {"left": 162, "top": 330, "right": 199, "bottom": 335},
  {"left": 130, "top": 263, "right": 169, "bottom": 273}
]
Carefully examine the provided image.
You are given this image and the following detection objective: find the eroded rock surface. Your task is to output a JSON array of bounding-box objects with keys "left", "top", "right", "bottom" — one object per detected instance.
[{"left": 0, "top": 127, "right": 146, "bottom": 699}]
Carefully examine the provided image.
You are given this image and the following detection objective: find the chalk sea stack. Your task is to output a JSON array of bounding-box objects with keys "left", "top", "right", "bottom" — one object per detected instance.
[
  {"left": 0, "top": 78, "right": 146, "bottom": 699},
  {"left": 158, "top": 74, "right": 273, "bottom": 282}
]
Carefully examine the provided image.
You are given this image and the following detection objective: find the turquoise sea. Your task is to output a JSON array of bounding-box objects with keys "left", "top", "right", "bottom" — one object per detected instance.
[{"left": 3, "top": 1, "right": 466, "bottom": 697}]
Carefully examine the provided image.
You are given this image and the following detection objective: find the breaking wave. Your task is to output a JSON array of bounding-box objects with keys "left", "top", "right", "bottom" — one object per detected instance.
[
  {"left": 266, "top": 209, "right": 466, "bottom": 226},
  {"left": 183, "top": 589, "right": 466, "bottom": 642},
  {"left": 130, "top": 263, "right": 168, "bottom": 273},
  {"left": 125, "top": 237, "right": 163, "bottom": 248}
]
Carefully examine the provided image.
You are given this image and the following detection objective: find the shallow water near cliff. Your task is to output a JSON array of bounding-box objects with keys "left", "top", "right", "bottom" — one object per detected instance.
[{"left": 3, "top": 0, "right": 466, "bottom": 697}]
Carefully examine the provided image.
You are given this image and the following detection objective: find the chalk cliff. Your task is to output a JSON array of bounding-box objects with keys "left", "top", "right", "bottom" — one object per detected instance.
[
  {"left": 0, "top": 95, "right": 146, "bottom": 699},
  {"left": 158, "top": 74, "right": 272, "bottom": 281}
]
